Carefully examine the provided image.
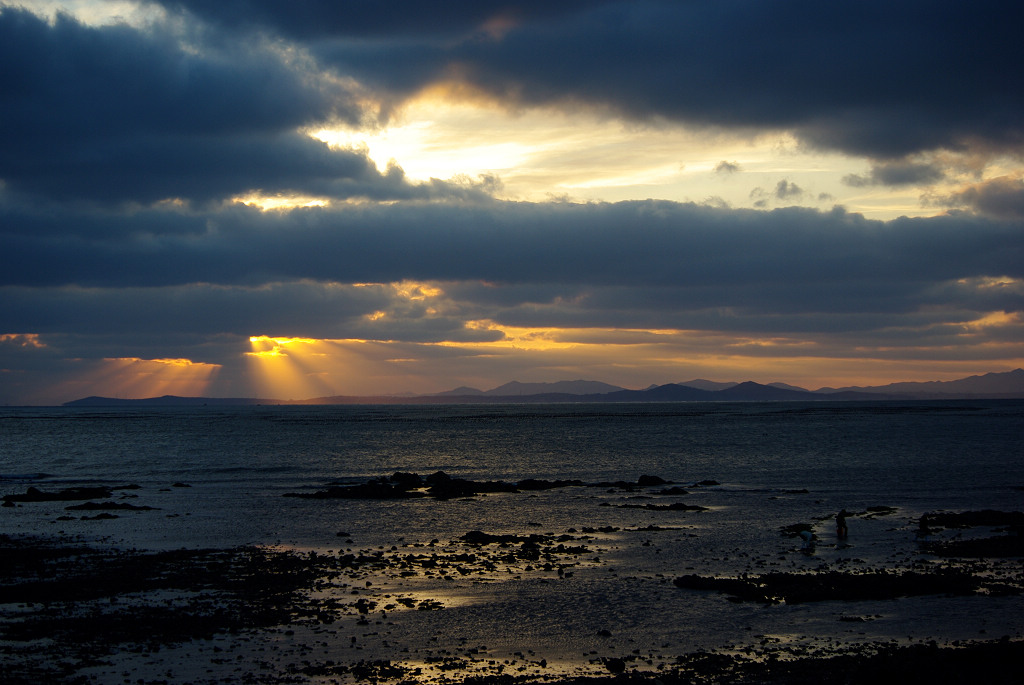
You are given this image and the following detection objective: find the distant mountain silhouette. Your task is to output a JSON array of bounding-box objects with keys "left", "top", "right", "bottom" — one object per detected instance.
[
  {"left": 434, "top": 386, "right": 485, "bottom": 396},
  {"left": 597, "top": 383, "right": 716, "bottom": 402},
  {"left": 64, "top": 395, "right": 285, "bottom": 407},
  {"left": 716, "top": 381, "right": 815, "bottom": 400},
  {"left": 62, "top": 369, "right": 1024, "bottom": 406},
  {"left": 768, "top": 382, "right": 810, "bottom": 392},
  {"left": 437, "top": 380, "right": 627, "bottom": 396},
  {"left": 817, "top": 368, "right": 1024, "bottom": 397},
  {"left": 677, "top": 379, "right": 738, "bottom": 391}
]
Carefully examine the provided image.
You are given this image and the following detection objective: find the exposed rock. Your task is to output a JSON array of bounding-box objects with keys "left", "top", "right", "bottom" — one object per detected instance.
[
  {"left": 923, "top": 510, "right": 1024, "bottom": 529},
  {"left": 780, "top": 523, "right": 816, "bottom": 538},
  {"left": 65, "top": 501, "right": 157, "bottom": 511},
  {"left": 603, "top": 657, "right": 626, "bottom": 674},
  {"left": 927, "top": 536, "right": 1024, "bottom": 558},
  {"left": 516, "top": 478, "right": 585, "bottom": 490},
  {"left": 282, "top": 472, "right": 678, "bottom": 501},
  {"left": 462, "top": 531, "right": 546, "bottom": 545},
  {"left": 614, "top": 502, "right": 708, "bottom": 511},
  {"left": 3, "top": 486, "right": 113, "bottom": 503},
  {"left": 674, "top": 569, "right": 994, "bottom": 604}
]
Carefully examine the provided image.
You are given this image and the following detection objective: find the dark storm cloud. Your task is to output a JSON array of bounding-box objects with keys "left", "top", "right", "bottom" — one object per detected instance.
[
  {"left": 0, "top": 7, "right": 447, "bottom": 204},
  {"left": 157, "top": 0, "right": 1024, "bottom": 159},
  {"left": 934, "top": 177, "right": 1024, "bottom": 220},
  {"left": 843, "top": 160, "right": 947, "bottom": 188},
  {"left": 155, "top": 1, "right": 609, "bottom": 39},
  {"left": 465, "top": 277, "right": 1021, "bottom": 336},
  {"left": 3, "top": 200, "right": 1021, "bottom": 313},
  {"left": 0, "top": 282, "right": 389, "bottom": 335},
  {"left": 0, "top": 280, "right": 503, "bottom": 345}
]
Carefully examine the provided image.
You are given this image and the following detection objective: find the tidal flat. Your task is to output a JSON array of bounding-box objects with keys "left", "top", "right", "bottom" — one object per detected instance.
[{"left": 3, "top": 473, "right": 1023, "bottom": 684}]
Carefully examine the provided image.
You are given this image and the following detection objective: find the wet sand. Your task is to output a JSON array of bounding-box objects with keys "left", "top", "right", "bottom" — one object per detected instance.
[{"left": 3, "top": 474, "right": 1023, "bottom": 683}]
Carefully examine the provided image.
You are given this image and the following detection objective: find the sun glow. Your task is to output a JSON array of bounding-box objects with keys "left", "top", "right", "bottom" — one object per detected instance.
[
  {"left": 304, "top": 94, "right": 998, "bottom": 219},
  {"left": 233, "top": 194, "right": 329, "bottom": 211},
  {"left": 245, "top": 335, "right": 351, "bottom": 400},
  {"left": 63, "top": 357, "right": 220, "bottom": 399}
]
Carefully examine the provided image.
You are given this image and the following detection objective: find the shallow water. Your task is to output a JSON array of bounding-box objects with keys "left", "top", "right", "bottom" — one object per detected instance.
[
  {"left": 3, "top": 400, "right": 1022, "bottom": 547},
  {"left": 2, "top": 400, "right": 1023, "bottom": 681}
]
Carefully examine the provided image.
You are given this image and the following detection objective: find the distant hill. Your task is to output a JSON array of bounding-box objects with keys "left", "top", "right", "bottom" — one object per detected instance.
[
  {"left": 678, "top": 379, "right": 738, "bottom": 391},
  {"left": 63, "top": 395, "right": 286, "bottom": 407},
  {"left": 433, "top": 385, "right": 485, "bottom": 396},
  {"left": 483, "top": 380, "right": 626, "bottom": 396},
  {"left": 768, "top": 382, "right": 810, "bottom": 392},
  {"left": 434, "top": 380, "right": 626, "bottom": 396},
  {"left": 62, "top": 369, "right": 1024, "bottom": 406},
  {"left": 676, "top": 379, "right": 812, "bottom": 393},
  {"left": 717, "top": 381, "right": 815, "bottom": 401},
  {"left": 817, "top": 369, "right": 1024, "bottom": 397}
]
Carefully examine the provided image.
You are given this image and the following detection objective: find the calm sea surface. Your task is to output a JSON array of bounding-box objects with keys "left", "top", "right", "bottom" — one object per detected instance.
[{"left": 2, "top": 400, "right": 1022, "bottom": 550}]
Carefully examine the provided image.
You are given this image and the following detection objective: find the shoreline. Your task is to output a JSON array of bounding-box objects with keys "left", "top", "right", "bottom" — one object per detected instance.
[{"left": 4, "top": 499, "right": 1023, "bottom": 683}]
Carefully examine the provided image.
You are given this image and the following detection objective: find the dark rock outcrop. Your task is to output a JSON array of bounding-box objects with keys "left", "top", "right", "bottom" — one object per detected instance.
[{"left": 3, "top": 486, "right": 113, "bottom": 503}]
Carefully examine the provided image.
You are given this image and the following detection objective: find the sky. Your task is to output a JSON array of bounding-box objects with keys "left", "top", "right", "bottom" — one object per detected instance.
[{"left": 2, "top": 0, "right": 1023, "bottom": 405}]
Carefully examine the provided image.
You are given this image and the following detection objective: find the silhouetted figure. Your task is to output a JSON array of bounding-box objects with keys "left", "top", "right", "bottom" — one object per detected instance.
[
  {"left": 836, "top": 509, "right": 849, "bottom": 539},
  {"left": 916, "top": 515, "right": 931, "bottom": 541}
]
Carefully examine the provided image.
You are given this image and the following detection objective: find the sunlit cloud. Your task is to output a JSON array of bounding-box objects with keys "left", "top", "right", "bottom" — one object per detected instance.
[
  {"left": 310, "top": 96, "right": 980, "bottom": 218},
  {"left": 959, "top": 311, "right": 1021, "bottom": 332},
  {"left": 5, "top": 0, "right": 160, "bottom": 26},
  {"left": 0, "top": 333, "right": 45, "bottom": 348},
  {"left": 233, "top": 194, "right": 329, "bottom": 211}
]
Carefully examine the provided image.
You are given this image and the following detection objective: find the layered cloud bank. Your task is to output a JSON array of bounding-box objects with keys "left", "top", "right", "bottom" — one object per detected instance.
[{"left": 1, "top": 1, "right": 1022, "bottom": 404}]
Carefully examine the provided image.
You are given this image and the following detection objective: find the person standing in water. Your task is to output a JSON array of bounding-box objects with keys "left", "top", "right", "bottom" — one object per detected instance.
[{"left": 836, "top": 509, "right": 849, "bottom": 539}]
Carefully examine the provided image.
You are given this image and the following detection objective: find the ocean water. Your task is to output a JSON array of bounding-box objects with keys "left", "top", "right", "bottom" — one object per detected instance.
[
  {"left": 2, "top": 399, "right": 1024, "bottom": 679},
  {"left": 3, "top": 400, "right": 1022, "bottom": 544}
]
